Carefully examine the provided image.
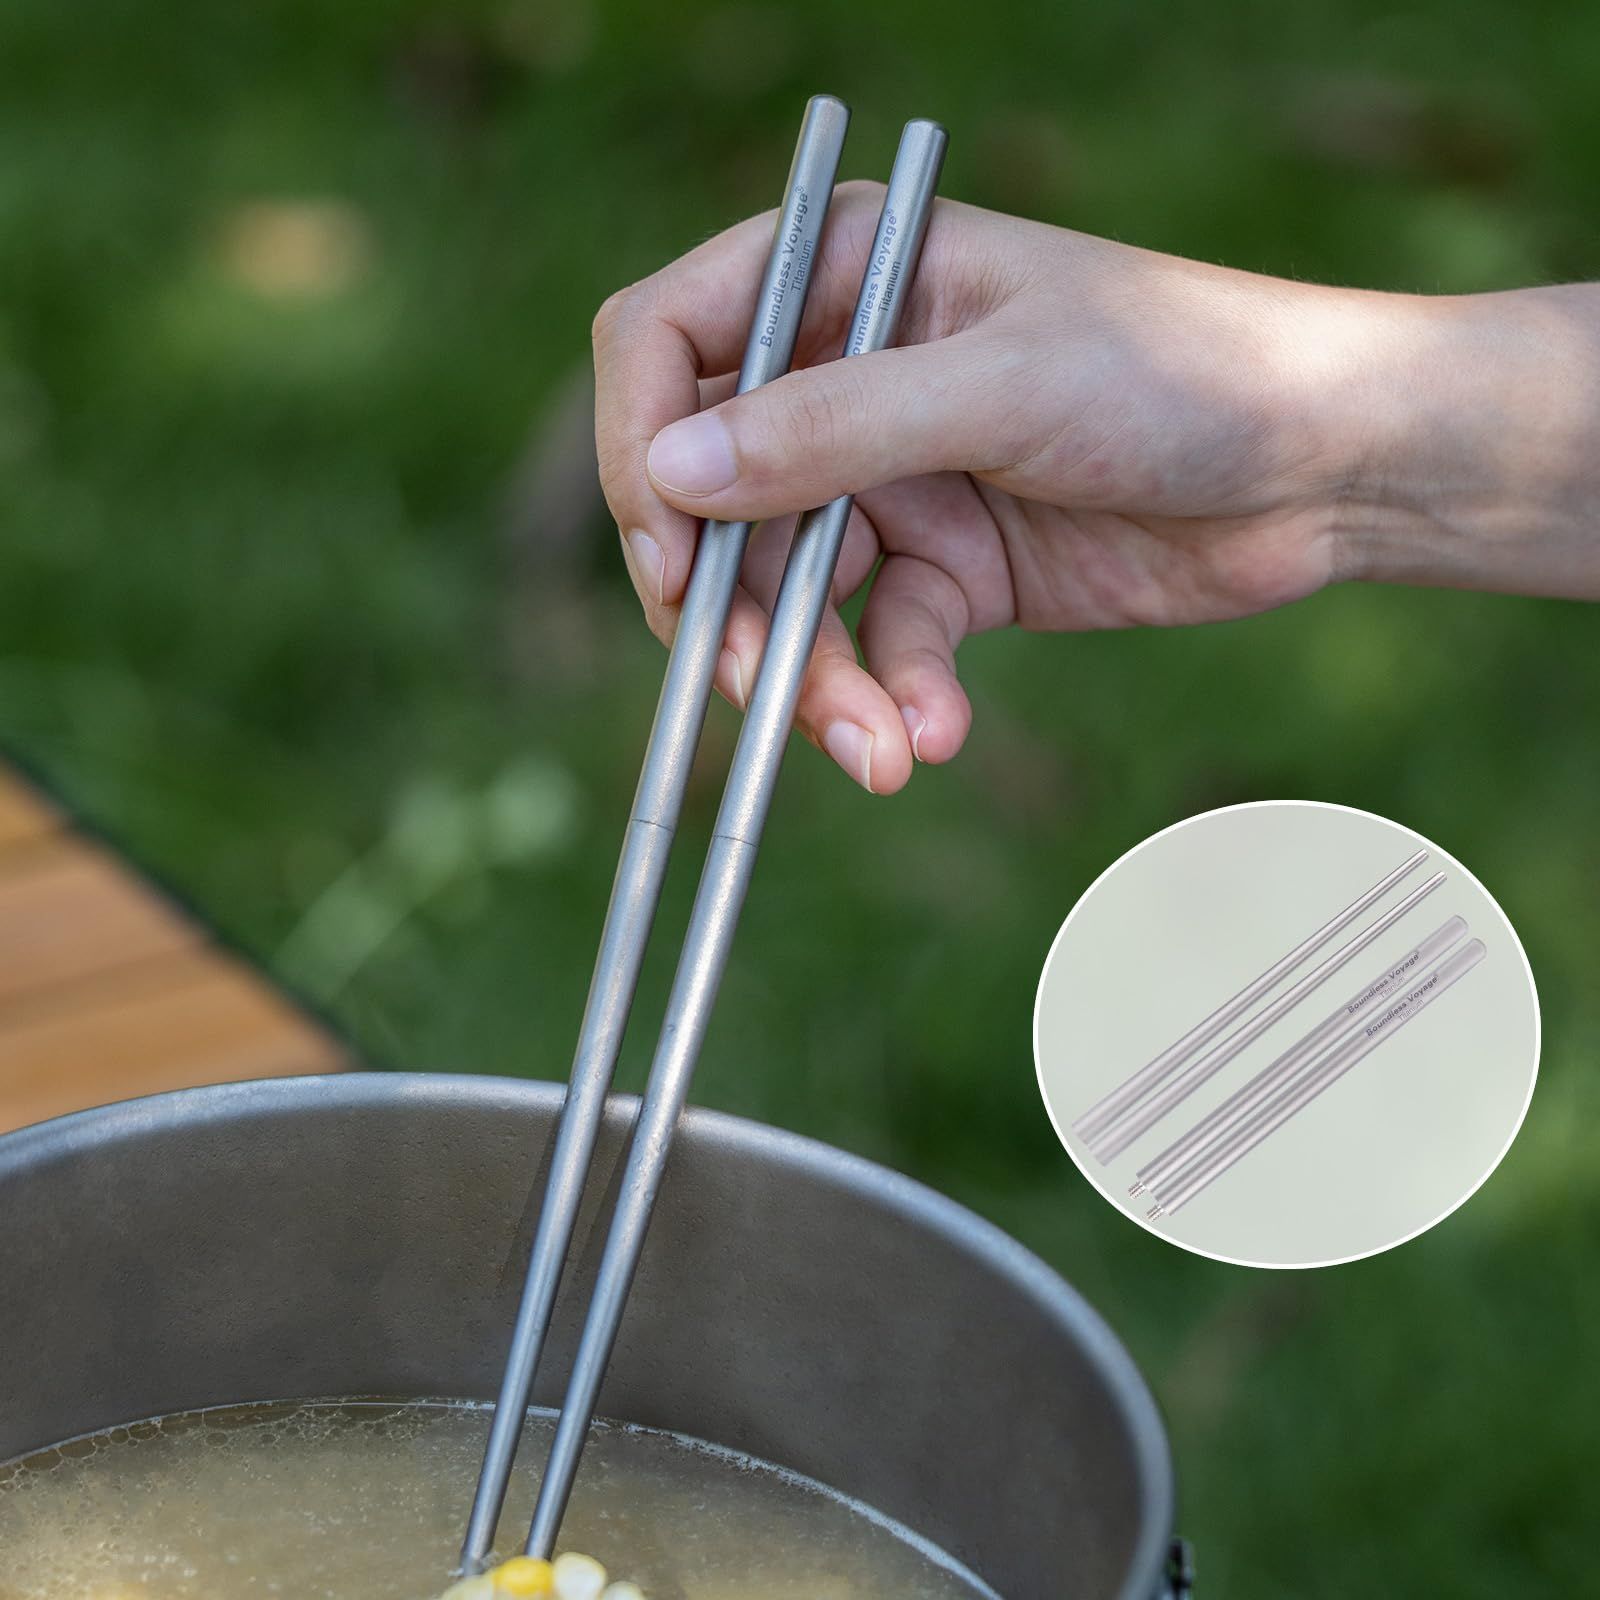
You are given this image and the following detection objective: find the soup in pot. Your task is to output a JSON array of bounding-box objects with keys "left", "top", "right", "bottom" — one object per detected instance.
[{"left": 0, "top": 1401, "right": 997, "bottom": 1600}]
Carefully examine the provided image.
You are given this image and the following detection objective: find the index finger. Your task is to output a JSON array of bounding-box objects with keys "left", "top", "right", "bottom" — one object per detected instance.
[{"left": 592, "top": 182, "right": 888, "bottom": 607}]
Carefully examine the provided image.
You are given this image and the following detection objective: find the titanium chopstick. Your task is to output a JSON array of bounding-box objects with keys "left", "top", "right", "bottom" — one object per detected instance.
[
  {"left": 520, "top": 117, "right": 949, "bottom": 1561},
  {"left": 1131, "top": 913, "right": 1468, "bottom": 1196},
  {"left": 1071, "top": 848, "right": 1429, "bottom": 1145},
  {"left": 458, "top": 93, "right": 851, "bottom": 1574},
  {"left": 1089, "top": 870, "right": 1447, "bottom": 1162},
  {"left": 1148, "top": 938, "right": 1487, "bottom": 1219}
]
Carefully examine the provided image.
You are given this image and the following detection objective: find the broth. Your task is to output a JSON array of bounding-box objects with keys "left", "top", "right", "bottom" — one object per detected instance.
[{"left": 0, "top": 1401, "right": 996, "bottom": 1600}]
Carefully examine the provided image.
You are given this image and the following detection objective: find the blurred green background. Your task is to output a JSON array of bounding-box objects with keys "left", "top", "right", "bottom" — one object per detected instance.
[{"left": 1, "top": 0, "right": 1594, "bottom": 1593}]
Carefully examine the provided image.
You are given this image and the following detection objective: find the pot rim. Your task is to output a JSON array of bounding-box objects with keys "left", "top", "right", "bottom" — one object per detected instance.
[{"left": 0, "top": 1071, "right": 1177, "bottom": 1600}]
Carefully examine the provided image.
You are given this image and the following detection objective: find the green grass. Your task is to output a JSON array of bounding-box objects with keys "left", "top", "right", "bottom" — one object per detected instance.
[{"left": 2, "top": 1, "right": 1595, "bottom": 1593}]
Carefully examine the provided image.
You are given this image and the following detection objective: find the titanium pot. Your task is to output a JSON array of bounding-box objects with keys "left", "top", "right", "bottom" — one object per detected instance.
[{"left": 0, "top": 1074, "right": 1187, "bottom": 1599}]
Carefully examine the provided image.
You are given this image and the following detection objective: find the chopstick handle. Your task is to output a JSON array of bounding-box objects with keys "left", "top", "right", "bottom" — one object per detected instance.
[
  {"left": 632, "top": 92, "right": 852, "bottom": 831},
  {"left": 458, "top": 94, "right": 850, "bottom": 1576},
  {"left": 523, "top": 118, "right": 948, "bottom": 1562}
]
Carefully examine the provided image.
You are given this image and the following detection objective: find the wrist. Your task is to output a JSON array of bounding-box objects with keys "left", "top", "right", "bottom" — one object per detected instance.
[{"left": 1300, "top": 283, "right": 1600, "bottom": 598}]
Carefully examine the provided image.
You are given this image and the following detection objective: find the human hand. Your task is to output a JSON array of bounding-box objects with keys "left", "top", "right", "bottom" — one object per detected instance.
[{"left": 594, "top": 185, "right": 1599, "bottom": 794}]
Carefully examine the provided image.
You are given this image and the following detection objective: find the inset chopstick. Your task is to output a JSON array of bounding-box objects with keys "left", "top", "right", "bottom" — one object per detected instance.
[
  {"left": 520, "top": 117, "right": 949, "bottom": 1561},
  {"left": 1071, "top": 848, "right": 1428, "bottom": 1145},
  {"left": 458, "top": 93, "right": 851, "bottom": 1575},
  {"left": 1148, "top": 937, "right": 1487, "bottom": 1219},
  {"left": 1131, "top": 913, "right": 1468, "bottom": 1196},
  {"left": 1088, "top": 870, "right": 1447, "bottom": 1162}
]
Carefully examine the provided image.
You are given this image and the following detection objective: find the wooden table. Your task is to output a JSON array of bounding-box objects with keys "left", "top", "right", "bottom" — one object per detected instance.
[{"left": 0, "top": 767, "right": 348, "bottom": 1136}]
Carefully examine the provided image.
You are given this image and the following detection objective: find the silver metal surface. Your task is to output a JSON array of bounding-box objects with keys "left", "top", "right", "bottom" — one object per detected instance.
[
  {"left": 1150, "top": 938, "right": 1487, "bottom": 1218},
  {"left": 459, "top": 93, "right": 850, "bottom": 1573},
  {"left": 1134, "top": 913, "right": 1468, "bottom": 1195},
  {"left": 1072, "top": 848, "right": 1429, "bottom": 1145},
  {"left": 521, "top": 118, "right": 948, "bottom": 1561},
  {"left": 0, "top": 1073, "right": 1177, "bottom": 1600},
  {"left": 1089, "top": 872, "right": 1447, "bottom": 1163}
]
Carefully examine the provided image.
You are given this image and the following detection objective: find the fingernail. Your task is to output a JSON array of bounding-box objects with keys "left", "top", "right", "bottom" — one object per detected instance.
[
  {"left": 823, "top": 720, "right": 875, "bottom": 793},
  {"left": 719, "top": 647, "right": 746, "bottom": 709},
  {"left": 901, "top": 705, "right": 927, "bottom": 762},
  {"left": 647, "top": 414, "right": 738, "bottom": 495},
  {"left": 625, "top": 529, "right": 665, "bottom": 605}
]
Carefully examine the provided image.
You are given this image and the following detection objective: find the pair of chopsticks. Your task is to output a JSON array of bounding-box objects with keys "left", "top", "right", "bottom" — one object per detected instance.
[
  {"left": 459, "top": 99, "right": 948, "bottom": 1572},
  {"left": 1140, "top": 928, "right": 1487, "bottom": 1217},
  {"left": 1088, "top": 863, "right": 1449, "bottom": 1162}
]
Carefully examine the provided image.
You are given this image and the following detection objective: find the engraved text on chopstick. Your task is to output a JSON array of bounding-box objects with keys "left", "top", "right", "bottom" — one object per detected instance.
[
  {"left": 757, "top": 187, "right": 814, "bottom": 348},
  {"left": 849, "top": 207, "right": 901, "bottom": 354}
]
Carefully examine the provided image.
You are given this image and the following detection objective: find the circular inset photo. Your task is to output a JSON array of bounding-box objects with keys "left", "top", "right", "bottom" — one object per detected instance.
[{"left": 1034, "top": 802, "right": 1539, "bottom": 1269}]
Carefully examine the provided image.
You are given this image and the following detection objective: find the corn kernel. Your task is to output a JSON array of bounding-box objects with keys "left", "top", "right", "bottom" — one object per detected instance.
[
  {"left": 551, "top": 1551, "right": 608, "bottom": 1600},
  {"left": 600, "top": 1585, "right": 646, "bottom": 1600},
  {"left": 493, "top": 1555, "right": 556, "bottom": 1596}
]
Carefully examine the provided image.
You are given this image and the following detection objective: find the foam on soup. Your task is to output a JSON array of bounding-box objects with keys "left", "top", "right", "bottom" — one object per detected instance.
[{"left": 0, "top": 1401, "right": 998, "bottom": 1600}]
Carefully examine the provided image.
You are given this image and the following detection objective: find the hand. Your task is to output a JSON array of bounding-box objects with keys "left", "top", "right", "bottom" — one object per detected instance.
[{"left": 593, "top": 183, "right": 1600, "bottom": 794}]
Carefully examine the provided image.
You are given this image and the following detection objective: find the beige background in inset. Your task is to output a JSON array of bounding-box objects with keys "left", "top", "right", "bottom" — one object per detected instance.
[{"left": 1034, "top": 802, "right": 1539, "bottom": 1268}]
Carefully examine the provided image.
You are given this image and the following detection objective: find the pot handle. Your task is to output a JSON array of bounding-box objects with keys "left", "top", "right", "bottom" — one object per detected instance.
[{"left": 1162, "top": 1537, "right": 1196, "bottom": 1597}]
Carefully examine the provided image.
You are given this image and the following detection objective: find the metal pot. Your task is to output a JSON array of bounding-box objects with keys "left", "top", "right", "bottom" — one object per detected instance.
[{"left": 0, "top": 1074, "right": 1183, "bottom": 1599}]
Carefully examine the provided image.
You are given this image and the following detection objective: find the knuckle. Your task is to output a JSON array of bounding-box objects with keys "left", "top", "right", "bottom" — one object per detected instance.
[
  {"left": 591, "top": 276, "right": 655, "bottom": 346},
  {"left": 591, "top": 286, "right": 631, "bottom": 346},
  {"left": 778, "top": 386, "right": 836, "bottom": 457},
  {"left": 772, "top": 372, "right": 867, "bottom": 465}
]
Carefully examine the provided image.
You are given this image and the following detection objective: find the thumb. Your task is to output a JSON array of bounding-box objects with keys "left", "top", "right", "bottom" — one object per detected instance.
[{"left": 644, "top": 330, "right": 1009, "bottom": 521}]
